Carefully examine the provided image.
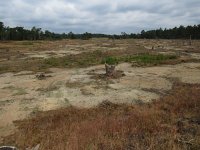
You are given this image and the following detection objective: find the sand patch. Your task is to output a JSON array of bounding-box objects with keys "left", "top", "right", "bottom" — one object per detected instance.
[{"left": 1, "top": 62, "right": 200, "bottom": 137}]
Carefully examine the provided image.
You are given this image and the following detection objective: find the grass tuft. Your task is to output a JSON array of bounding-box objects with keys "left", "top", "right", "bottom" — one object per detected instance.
[{"left": 102, "top": 56, "right": 119, "bottom": 65}]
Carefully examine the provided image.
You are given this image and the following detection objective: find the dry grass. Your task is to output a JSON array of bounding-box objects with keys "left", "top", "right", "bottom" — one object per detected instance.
[
  {"left": 0, "top": 39, "right": 147, "bottom": 74},
  {"left": 1, "top": 39, "right": 199, "bottom": 74},
  {"left": 0, "top": 46, "right": 150, "bottom": 74},
  {"left": 2, "top": 83, "right": 200, "bottom": 150}
]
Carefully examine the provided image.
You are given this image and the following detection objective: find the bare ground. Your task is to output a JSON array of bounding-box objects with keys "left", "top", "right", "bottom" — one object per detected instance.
[
  {"left": 2, "top": 83, "right": 200, "bottom": 150},
  {"left": 0, "top": 39, "right": 200, "bottom": 147},
  {"left": 0, "top": 62, "right": 200, "bottom": 139}
]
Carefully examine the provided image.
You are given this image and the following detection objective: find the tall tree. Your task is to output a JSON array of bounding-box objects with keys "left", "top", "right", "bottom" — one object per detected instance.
[{"left": 0, "top": 22, "right": 4, "bottom": 40}]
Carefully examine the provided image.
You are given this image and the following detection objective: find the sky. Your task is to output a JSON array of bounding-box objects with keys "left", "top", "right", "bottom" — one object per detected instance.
[{"left": 0, "top": 0, "right": 200, "bottom": 34}]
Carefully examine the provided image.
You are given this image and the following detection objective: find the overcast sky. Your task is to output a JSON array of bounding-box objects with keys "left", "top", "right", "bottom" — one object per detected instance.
[{"left": 0, "top": 0, "right": 200, "bottom": 34}]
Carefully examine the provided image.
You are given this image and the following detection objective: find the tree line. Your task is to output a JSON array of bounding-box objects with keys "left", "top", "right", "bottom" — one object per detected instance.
[{"left": 0, "top": 21, "right": 200, "bottom": 41}]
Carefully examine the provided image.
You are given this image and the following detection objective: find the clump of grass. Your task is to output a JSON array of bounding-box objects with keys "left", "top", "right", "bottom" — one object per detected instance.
[
  {"left": 101, "top": 56, "right": 119, "bottom": 65},
  {"left": 12, "top": 88, "right": 27, "bottom": 96},
  {"left": 3, "top": 86, "right": 28, "bottom": 96},
  {"left": 29, "top": 106, "right": 41, "bottom": 116},
  {"left": 2, "top": 85, "right": 15, "bottom": 90},
  {"left": 0, "top": 66, "right": 9, "bottom": 72},
  {"left": 20, "top": 42, "right": 34, "bottom": 45},
  {"left": 124, "top": 53, "right": 177, "bottom": 65},
  {"left": 3, "top": 83, "right": 200, "bottom": 150},
  {"left": 43, "top": 50, "right": 104, "bottom": 68},
  {"left": 0, "top": 99, "right": 14, "bottom": 106},
  {"left": 100, "top": 54, "right": 177, "bottom": 66},
  {"left": 63, "top": 98, "right": 70, "bottom": 106},
  {"left": 44, "top": 57, "right": 60, "bottom": 67}
]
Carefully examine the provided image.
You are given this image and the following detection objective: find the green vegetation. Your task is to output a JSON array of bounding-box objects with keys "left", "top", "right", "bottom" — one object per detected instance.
[
  {"left": 44, "top": 57, "right": 60, "bottom": 67},
  {"left": 0, "top": 99, "right": 14, "bottom": 106},
  {"left": 12, "top": 88, "right": 27, "bottom": 96},
  {"left": 0, "top": 47, "right": 179, "bottom": 74},
  {"left": 20, "top": 41, "right": 34, "bottom": 45},
  {"left": 102, "top": 54, "right": 177, "bottom": 66},
  {"left": 3, "top": 86, "right": 28, "bottom": 96},
  {"left": 102, "top": 56, "right": 119, "bottom": 65},
  {"left": 43, "top": 50, "right": 104, "bottom": 68},
  {"left": 44, "top": 52, "right": 178, "bottom": 68},
  {"left": 123, "top": 54, "right": 177, "bottom": 64}
]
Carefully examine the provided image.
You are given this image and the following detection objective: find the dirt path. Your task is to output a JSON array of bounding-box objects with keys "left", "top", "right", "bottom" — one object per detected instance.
[{"left": 0, "top": 62, "right": 200, "bottom": 139}]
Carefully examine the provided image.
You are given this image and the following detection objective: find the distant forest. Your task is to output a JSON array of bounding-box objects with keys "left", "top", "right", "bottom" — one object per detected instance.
[{"left": 0, "top": 21, "right": 200, "bottom": 40}]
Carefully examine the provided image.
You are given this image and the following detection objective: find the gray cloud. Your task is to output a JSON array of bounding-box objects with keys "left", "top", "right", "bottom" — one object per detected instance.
[{"left": 0, "top": 0, "right": 199, "bottom": 34}]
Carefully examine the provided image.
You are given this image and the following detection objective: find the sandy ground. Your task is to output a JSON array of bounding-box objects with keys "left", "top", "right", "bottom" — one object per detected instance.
[
  {"left": 0, "top": 39, "right": 200, "bottom": 140},
  {"left": 0, "top": 62, "right": 200, "bottom": 138},
  {"left": 21, "top": 40, "right": 200, "bottom": 59},
  {"left": 1, "top": 39, "right": 199, "bottom": 61}
]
